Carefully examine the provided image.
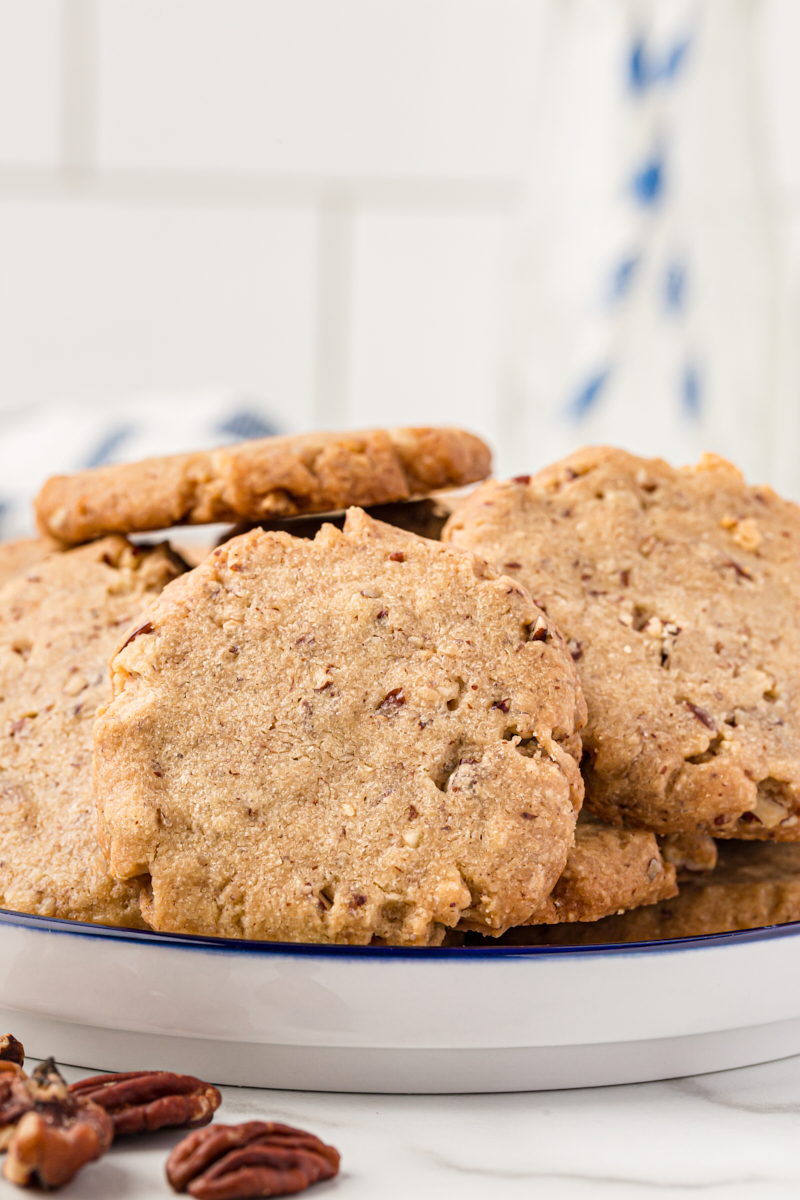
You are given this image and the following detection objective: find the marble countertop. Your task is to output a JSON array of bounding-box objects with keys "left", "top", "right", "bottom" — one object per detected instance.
[{"left": 1, "top": 1054, "right": 798, "bottom": 1199}]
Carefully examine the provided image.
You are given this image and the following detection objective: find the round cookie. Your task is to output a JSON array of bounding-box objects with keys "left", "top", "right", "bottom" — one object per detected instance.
[
  {"left": 533, "top": 813, "right": 678, "bottom": 924},
  {"left": 93, "top": 508, "right": 586, "bottom": 945},
  {"left": 35, "top": 426, "right": 490, "bottom": 545},
  {"left": 462, "top": 812, "right": 677, "bottom": 937},
  {"left": 508, "top": 842, "right": 800, "bottom": 944},
  {"left": 0, "top": 536, "right": 185, "bottom": 926},
  {"left": 444, "top": 447, "right": 800, "bottom": 838}
]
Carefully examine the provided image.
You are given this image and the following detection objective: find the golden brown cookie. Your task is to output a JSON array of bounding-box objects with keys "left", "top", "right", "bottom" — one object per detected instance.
[
  {"left": 94, "top": 509, "right": 586, "bottom": 945},
  {"left": 36, "top": 427, "right": 490, "bottom": 545},
  {"left": 0, "top": 539, "right": 59, "bottom": 589},
  {"left": 511, "top": 841, "right": 800, "bottom": 943},
  {"left": 535, "top": 812, "right": 678, "bottom": 924},
  {"left": 444, "top": 447, "right": 800, "bottom": 839},
  {"left": 0, "top": 537, "right": 185, "bottom": 926},
  {"left": 464, "top": 813, "right": 677, "bottom": 938}
]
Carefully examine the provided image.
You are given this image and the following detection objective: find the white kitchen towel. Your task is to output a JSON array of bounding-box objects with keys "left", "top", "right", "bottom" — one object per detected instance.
[{"left": 502, "top": 0, "right": 776, "bottom": 487}]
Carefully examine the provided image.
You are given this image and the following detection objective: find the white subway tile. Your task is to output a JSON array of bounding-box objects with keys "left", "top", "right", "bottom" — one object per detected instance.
[
  {"left": 0, "top": 200, "right": 317, "bottom": 430},
  {"left": 96, "top": 0, "right": 543, "bottom": 178},
  {"left": 346, "top": 212, "right": 509, "bottom": 462},
  {"left": 0, "top": 0, "right": 63, "bottom": 165}
]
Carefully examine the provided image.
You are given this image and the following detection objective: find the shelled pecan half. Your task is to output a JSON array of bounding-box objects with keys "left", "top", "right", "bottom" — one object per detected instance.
[
  {"left": 2, "top": 1059, "right": 113, "bottom": 1189},
  {"left": 69, "top": 1070, "right": 222, "bottom": 1135},
  {"left": 0, "top": 1036, "right": 24, "bottom": 1067},
  {"left": 166, "top": 1120, "right": 341, "bottom": 1198},
  {"left": 0, "top": 1062, "right": 29, "bottom": 1152}
]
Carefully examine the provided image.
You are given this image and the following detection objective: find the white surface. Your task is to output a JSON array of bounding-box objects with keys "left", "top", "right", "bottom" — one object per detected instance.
[
  {"left": 3, "top": 915, "right": 800, "bottom": 1093},
  {"left": 1, "top": 1054, "right": 800, "bottom": 1198}
]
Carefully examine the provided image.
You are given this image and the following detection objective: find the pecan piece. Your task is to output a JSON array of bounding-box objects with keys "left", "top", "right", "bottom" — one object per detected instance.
[
  {"left": 69, "top": 1070, "right": 222, "bottom": 1136},
  {"left": 0, "top": 1035, "right": 24, "bottom": 1067},
  {"left": 166, "top": 1121, "right": 340, "bottom": 1198},
  {"left": 2, "top": 1059, "right": 113, "bottom": 1189}
]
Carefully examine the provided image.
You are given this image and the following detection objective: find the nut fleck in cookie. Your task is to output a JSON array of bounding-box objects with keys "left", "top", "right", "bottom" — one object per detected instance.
[
  {"left": 464, "top": 813, "right": 677, "bottom": 938},
  {"left": 0, "top": 537, "right": 185, "bottom": 925},
  {"left": 36, "top": 427, "right": 490, "bottom": 545},
  {"left": 659, "top": 832, "right": 718, "bottom": 874},
  {"left": 444, "top": 447, "right": 800, "bottom": 838},
  {"left": 94, "top": 509, "right": 586, "bottom": 945},
  {"left": 0, "top": 539, "right": 58, "bottom": 589},
  {"left": 515, "top": 841, "right": 800, "bottom": 943}
]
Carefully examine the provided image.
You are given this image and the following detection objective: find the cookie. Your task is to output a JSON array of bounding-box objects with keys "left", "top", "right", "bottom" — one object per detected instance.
[
  {"left": 464, "top": 813, "right": 677, "bottom": 938},
  {"left": 0, "top": 537, "right": 185, "bottom": 926},
  {"left": 0, "top": 539, "right": 58, "bottom": 589},
  {"left": 535, "top": 813, "right": 678, "bottom": 924},
  {"left": 93, "top": 509, "right": 586, "bottom": 945},
  {"left": 511, "top": 841, "right": 800, "bottom": 943},
  {"left": 444, "top": 447, "right": 800, "bottom": 838},
  {"left": 36, "top": 427, "right": 491, "bottom": 545}
]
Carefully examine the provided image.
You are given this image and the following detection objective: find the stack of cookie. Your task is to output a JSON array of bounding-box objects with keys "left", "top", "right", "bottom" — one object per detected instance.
[
  {"left": 445, "top": 446, "right": 800, "bottom": 944},
  {"left": 1, "top": 430, "right": 797, "bottom": 946}
]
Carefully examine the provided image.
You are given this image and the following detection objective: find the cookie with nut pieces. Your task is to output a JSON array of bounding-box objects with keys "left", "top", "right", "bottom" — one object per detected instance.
[
  {"left": 35, "top": 426, "right": 490, "bottom": 545},
  {"left": 509, "top": 841, "right": 800, "bottom": 944},
  {"left": 93, "top": 508, "right": 586, "bottom": 945},
  {"left": 461, "top": 811, "right": 678, "bottom": 937},
  {"left": 0, "top": 536, "right": 185, "bottom": 925},
  {"left": 444, "top": 446, "right": 800, "bottom": 838},
  {"left": 529, "top": 811, "right": 678, "bottom": 926}
]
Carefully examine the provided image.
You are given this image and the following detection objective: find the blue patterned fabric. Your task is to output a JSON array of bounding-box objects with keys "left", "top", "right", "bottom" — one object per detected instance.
[{"left": 565, "top": 18, "right": 698, "bottom": 424}]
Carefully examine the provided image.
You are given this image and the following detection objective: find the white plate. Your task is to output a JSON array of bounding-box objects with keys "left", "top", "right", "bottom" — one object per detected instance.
[{"left": 2, "top": 909, "right": 799, "bottom": 1093}]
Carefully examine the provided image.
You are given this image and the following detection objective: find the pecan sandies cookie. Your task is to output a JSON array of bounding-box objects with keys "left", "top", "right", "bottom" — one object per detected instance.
[
  {"left": 94, "top": 509, "right": 586, "bottom": 945},
  {"left": 462, "top": 812, "right": 677, "bottom": 937},
  {"left": 35, "top": 426, "right": 490, "bottom": 545},
  {"left": 444, "top": 447, "right": 800, "bottom": 838},
  {"left": 0, "top": 537, "right": 185, "bottom": 925},
  {"left": 512, "top": 841, "right": 800, "bottom": 944}
]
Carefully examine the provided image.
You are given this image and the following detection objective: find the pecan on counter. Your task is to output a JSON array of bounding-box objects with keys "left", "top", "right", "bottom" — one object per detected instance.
[
  {"left": 0, "top": 1036, "right": 24, "bottom": 1068},
  {"left": 0, "top": 1062, "right": 30, "bottom": 1152},
  {"left": 2, "top": 1059, "right": 114, "bottom": 1189},
  {"left": 69, "top": 1070, "right": 222, "bottom": 1135},
  {"left": 166, "top": 1120, "right": 341, "bottom": 1198}
]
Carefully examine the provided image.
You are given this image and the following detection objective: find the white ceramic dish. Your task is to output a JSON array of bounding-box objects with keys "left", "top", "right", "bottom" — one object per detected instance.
[{"left": 1, "top": 909, "right": 799, "bottom": 1094}]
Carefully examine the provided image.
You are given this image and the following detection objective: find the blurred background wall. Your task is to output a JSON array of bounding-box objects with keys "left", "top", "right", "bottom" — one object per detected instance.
[{"left": 0, "top": 0, "right": 798, "bottom": 536}]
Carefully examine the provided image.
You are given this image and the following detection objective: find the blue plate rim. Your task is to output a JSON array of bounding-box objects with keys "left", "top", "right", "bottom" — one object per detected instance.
[{"left": 1, "top": 906, "right": 799, "bottom": 958}]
